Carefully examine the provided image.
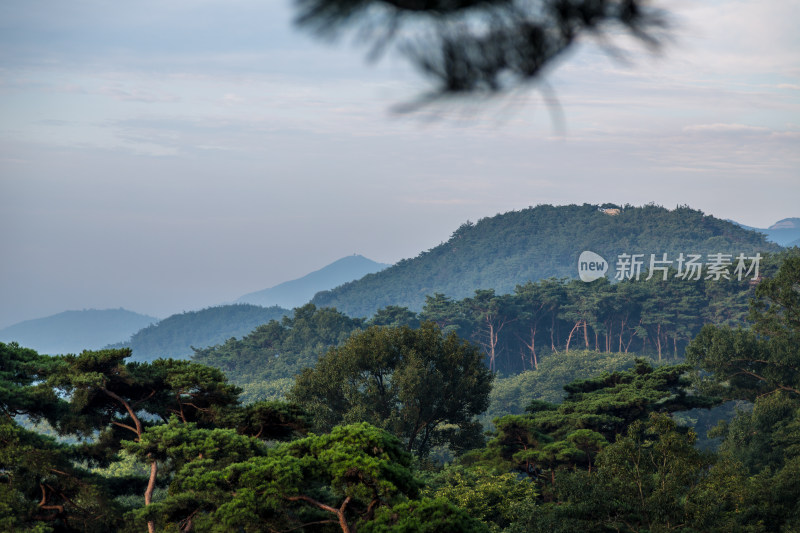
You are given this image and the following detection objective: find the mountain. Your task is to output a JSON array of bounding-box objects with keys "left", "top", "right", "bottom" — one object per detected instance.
[
  {"left": 311, "top": 204, "right": 782, "bottom": 318},
  {"left": 0, "top": 308, "right": 158, "bottom": 355},
  {"left": 729, "top": 217, "right": 800, "bottom": 247},
  {"left": 236, "top": 255, "right": 389, "bottom": 308},
  {"left": 116, "top": 304, "right": 290, "bottom": 362}
]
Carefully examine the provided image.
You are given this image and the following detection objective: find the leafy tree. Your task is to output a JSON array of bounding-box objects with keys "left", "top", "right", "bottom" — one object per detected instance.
[
  {"left": 1, "top": 341, "right": 66, "bottom": 425},
  {"left": 129, "top": 423, "right": 421, "bottom": 533},
  {"left": 0, "top": 414, "right": 126, "bottom": 532},
  {"left": 359, "top": 497, "right": 490, "bottom": 533},
  {"left": 0, "top": 343, "right": 130, "bottom": 531},
  {"left": 192, "top": 303, "right": 363, "bottom": 403},
  {"left": 294, "top": 0, "right": 668, "bottom": 101},
  {"left": 510, "top": 278, "right": 576, "bottom": 368},
  {"left": 685, "top": 254, "right": 800, "bottom": 531},
  {"left": 368, "top": 306, "right": 420, "bottom": 329},
  {"left": 688, "top": 255, "right": 800, "bottom": 400},
  {"left": 516, "top": 414, "right": 719, "bottom": 533},
  {"left": 462, "top": 290, "right": 516, "bottom": 372},
  {"left": 473, "top": 360, "right": 716, "bottom": 485},
  {"left": 290, "top": 323, "right": 493, "bottom": 456},
  {"left": 2, "top": 344, "right": 314, "bottom": 532},
  {"left": 422, "top": 465, "right": 537, "bottom": 532},
  {"left": 120, "top": 304, "right": 289, "bottom": 361},
  {"left": 222, "top": 400, "right": 310, "bottom": 441},
  {"left": 418, "top": 293, "right": 466, "bottom": 334}
]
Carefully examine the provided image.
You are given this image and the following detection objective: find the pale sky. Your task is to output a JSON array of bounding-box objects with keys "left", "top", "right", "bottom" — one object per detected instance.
[{"left": 1, "top": 0, "right": 798, "bottom": 328}]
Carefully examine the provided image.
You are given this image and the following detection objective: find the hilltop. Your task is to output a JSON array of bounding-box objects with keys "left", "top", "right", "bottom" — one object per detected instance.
[
  {"left": 237, "top": 255, "right": 389, "bottom": 309},
  {"left": 311, "top": 204, "right": 781, "bottom": 317},
  {"left": 0, "top": 308, "right": 158, "bottom": 355}
]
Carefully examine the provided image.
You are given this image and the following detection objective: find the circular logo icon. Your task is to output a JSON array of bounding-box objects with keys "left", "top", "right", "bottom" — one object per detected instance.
[{"left": 578, "top": 251, "right": 608, "bottom": 282}]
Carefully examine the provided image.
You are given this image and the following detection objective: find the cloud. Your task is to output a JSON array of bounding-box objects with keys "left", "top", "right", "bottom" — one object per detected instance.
[
  {"left": 683, "top": 123, "right": 769, "bottom": 133},
  {"left": 98, "top": 86, "right": 180, "bottom": 103},
  {"left": 222, "top": 93, "right": 245, "bottom": 105}
]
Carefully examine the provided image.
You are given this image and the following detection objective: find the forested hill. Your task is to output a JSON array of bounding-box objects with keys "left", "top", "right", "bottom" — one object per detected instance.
[
  {"left": 114, "top": 304, "right": 290, "bottom": 361},
  {"left": 0, "top": 308, "right": 158, "bottom": 355},
  {"left": 311, "top": 204, "right": 782, "bottom": 318}
]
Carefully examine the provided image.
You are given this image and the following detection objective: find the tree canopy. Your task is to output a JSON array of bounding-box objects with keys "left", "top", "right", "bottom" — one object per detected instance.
[
  {"left": 294, "top": 0, "right": 669, "bottom": 102},
  {"left": 4, "top": 253, "right": 800, "bottom": 532},
  {"left": 290, "top": 322, "right": 493, "bottom": 456}
]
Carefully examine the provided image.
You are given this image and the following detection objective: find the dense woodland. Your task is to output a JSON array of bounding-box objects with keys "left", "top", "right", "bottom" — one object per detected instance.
[
  {"left": 3, "top": 201, "right": 799, "bottom": 532},
  {"left": 312, "top": 204, "right": 780, "bottom": 317},
  {"left": 194, "top": 250, "right": 794, "bottom": 402},
  {"left": 94, "top": 205, "right": 779, "bottom": 364},
  {"left": 113, "top": 305, "right": 290, "bottom": 362},
  {"left": 3, "top": 253, "right": 800, "bottom": 531}
]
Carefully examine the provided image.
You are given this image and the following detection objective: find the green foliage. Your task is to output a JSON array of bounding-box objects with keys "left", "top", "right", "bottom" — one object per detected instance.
[
  {"left": 4, "top": 250, "right": 799, "bottom": 532},
  {"left": 120, "top": 304, "right": 289, "bottom": 361},
  {"left": 290, "top": 323, "right": 493, "bottom": 456},
  {"left": 0, "top": 342, "right": 65, "bottom": 424},
  {"left": 368, "top": 305, "right": 420, "bottom": 329},
  {"left": 0, "top": 414, "right": 125, "bottom": 532},
  {"left": 484, "top": 350, "right": 639, "bottom": 425},
  {"left": 520, "top": 414, "right": 718, "bottom": 533},
  {"left": 422, "top": 465, "right": 537, "bottom": 532},
  {"left": 473, "top": 360, "right": 716, "bottom": 480},
  {"left": 222, "top": 400, "right": 310, "bottom": 441},
  {"left": 506, "top": 254, "right": 800, "bottom": 533},
  {"left": 359, "top": 498, "right": 490, "bottom": 533},
  {"left": 131, "top": 423, "right": 420, "bottom": 533},
  {"left": 193, "top": 248, "right": 796, "bottom": 383},
  {"left": 192, "top": 303, "right": 363, "bottom": 401},
  {"left": 312, "top": 204, "right": 779, "bottom": 319},
  {"left": 688, "top": 255, "right": 800, "bottom": 400}
]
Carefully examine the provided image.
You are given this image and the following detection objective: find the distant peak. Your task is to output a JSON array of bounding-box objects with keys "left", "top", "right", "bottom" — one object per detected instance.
[{"left": 769, "top": 218, "right": 800, "bottom": 230}]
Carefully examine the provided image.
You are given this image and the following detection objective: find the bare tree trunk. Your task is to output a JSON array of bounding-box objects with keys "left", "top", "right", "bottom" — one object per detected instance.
[
  {"left": 656, "top": 323, "right": 662, "bottom": 362},
  {"left": 518, "top": 326, "right": 539, "bottom": 370},
  {"left": 145, "top": 459, "right": 158, "bottom": 533},
  {"left": 102, "top": 388, "right": 157, "bottom": 533},
  {"left": 583, "top": 320, "right": 589, "bottom": 348},
  {"left": 565, "top": 322, "right": 581, "bottom": 353},
  {"left": 488, "top": 322, "right": 496, "bottom": 372},
  {"left": 624, "top": 319, "right": 641, "bottom": 353}
]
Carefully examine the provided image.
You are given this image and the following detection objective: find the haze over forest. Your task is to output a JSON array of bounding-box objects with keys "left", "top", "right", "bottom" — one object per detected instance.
[{"left": 3, "top": 1, "right": 800, "bottom": 532}]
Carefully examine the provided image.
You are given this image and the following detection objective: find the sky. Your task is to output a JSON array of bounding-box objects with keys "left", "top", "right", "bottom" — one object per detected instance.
[{"left": 1, "top": 0, "right": 799, "bottom": 328}]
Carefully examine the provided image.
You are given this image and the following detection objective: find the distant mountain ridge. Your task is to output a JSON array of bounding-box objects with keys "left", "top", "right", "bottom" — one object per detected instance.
[
  {"left": 0, "top": 308, "right": 158, "bottom": 355},
  {"left": 117, "top": 304, "right": 290, "bottom": 361},
  {"left": 728, "top": 217, "right": 800, "bottom": 247},
  {"left": 311, "top": 204, "right": 782, "bottom": 318},
  {"left": 237, "top": 254, "right": 389, "bottom": 309},
  {"left": 119, "top": 256, "right": 387, "bottom": 361}
]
